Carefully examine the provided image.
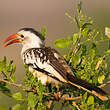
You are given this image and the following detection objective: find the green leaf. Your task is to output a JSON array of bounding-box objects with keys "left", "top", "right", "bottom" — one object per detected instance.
[
  {"left": 0, "top": 57, "right": 7, "bottom": 72},
  {"left": 28, "top": 92, "right": 37, "bottom": 109},
  {"left": 11, "top": 76, "right": 16, "bottom": 82},
  {"left": 72, "top": 54, "right": 80, "bottom": 68},
  {"left": 108, "top": 75, "right": 110, "bottom": 79},
  {"left": 98, "top": 75, "right": 105, "bottom": 84},
  {"left": 81, "top": 44, "right": 87, "bottom": 57},
  {"left": 77, "top": 1, "right": 82, "bottom": 13},
  {"left": 105, "top": 49, "right": 110, "bottom": 54},
  {"left": 12, "top": 104, "right": 20, "bottom": 110},
  {"left": 6, "top": 61, "right": 13, "bottom": 72},
  {"left": 105, "top": 27, "right": 110, "bottom": 38},
  {"left": 83, "top": 92, "right": 87, "bottom": 102},
  {"left": 3, "top": 56, "right": 6, "bottom": 64},
  {"left": 0, "top": 82, "right": 12, "bottom": 97},
  {"left": 41, "top": 26, "right": 46, "bottom": 37},
  {"left": 81, "top": 27, "right": 90, "bottom": 37},
  {"left": 0, "top": 106, "right": 7, "bottom": 110},
  {"left": 54, "top": 38, "right": 72, "bottom": 48},
  {"left": 87, "top": 96, "right": 94, "bottom": 106},
  {"left": 65, "top": 12, "right": 72, "bottom": 19},
  {"left": 12, "top": 92, "right": 22, "bottom": 100},
  {"left": 81, "top": 23, "right": 92, "bottom": 31},
  {"left": 72, "top": 33, "right": 78, "bottom": 44}
]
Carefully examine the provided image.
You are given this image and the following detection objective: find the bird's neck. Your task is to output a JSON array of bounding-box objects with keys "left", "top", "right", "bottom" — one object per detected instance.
[{"left": 21, "top": 41, "right": 44, "bottom": 56}]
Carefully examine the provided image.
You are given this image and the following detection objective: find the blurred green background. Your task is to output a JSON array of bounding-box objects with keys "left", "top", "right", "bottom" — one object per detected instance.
[{"left": 0, "top": 0, "right": 110, "bottom": 108}]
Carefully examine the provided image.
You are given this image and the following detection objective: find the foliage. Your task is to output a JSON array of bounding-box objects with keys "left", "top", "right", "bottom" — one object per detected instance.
[
  {"left": 41, "top": 26, "right": 46, "bottom": 38},
  {"left": 0, "top": 1, "right": 110, "bottom": 110},
  {"left": 55, "top": 1, "right": 110, "bottom": 109}
]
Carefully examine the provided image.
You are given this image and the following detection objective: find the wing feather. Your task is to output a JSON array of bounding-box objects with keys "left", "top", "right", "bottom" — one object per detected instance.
[
  {"left": 23, "top": 47, "right": 70, "bottom": 82},
  {"left": 46, "top": 48, "right": 74, "bottom": 80}
]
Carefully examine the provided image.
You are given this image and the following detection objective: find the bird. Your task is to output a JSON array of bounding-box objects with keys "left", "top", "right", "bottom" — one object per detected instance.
[{"left": 3, "top": 27, "right": 108, "bottom": 100}]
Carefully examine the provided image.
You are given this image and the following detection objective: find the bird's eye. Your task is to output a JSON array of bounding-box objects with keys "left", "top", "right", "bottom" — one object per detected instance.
[{"left": 21, "top": 35, "right": 24, "bottom": 38}]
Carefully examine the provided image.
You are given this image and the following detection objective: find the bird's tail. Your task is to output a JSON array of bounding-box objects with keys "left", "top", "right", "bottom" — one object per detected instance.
[{"left": 67, "top": 74, "right": 108, "bottom": 100}]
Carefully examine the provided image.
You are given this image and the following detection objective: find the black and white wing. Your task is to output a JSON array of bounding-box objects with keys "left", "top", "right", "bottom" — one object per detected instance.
[
  {"left": 22, "top": 47, "right": 108, "bottom": 100},
  {"left": 23, "top": 47, "right": 74, "bottom": 83}
]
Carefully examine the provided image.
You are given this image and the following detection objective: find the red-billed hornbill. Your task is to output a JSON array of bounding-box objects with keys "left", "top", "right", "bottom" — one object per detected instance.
[{"left": 3, "top": 28, "right": 108, "bottom": 100}]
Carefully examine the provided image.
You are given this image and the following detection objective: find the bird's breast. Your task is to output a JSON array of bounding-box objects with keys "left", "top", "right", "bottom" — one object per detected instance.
[{"left": 29, "top": 66, "right": 62, "bottom": 86}]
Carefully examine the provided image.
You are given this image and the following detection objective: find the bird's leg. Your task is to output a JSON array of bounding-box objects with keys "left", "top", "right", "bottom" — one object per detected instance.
[
  {"left": 48, "top": 83, "right": 52, "bottom": 92},
  {"left": 56, "top": 85, "right": 60, "bottom": 92},
  {"left": 54, "top": 85, "right": 61, "bottom": 100}
]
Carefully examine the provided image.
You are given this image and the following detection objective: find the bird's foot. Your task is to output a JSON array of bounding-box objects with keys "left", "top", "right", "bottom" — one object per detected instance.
[{"left": 54, "top": 92, "right": 61, "bottom": 100}]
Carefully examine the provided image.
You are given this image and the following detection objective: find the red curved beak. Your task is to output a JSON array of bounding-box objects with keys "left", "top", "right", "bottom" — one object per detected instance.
[{"left": 3, "top": 33, "right": 21, "bottom": 47}]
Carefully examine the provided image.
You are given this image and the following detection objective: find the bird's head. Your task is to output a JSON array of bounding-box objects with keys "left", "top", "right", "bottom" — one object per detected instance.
[{"left": 3, "top": 28, "right": 45, "bottom": 49}]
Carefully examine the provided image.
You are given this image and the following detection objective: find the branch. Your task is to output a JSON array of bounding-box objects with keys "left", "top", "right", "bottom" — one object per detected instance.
[
  {"left": 0, "top": 79, "right": 33, "bottom": 91},
  {"left": 62, "top": 96, "right": 82, "bottom": 101},
  {"left": 0, "top": 79, "right": 82, "bottom": 101},
  {"left": 0, "top": 79, "right": 51, "bottom": 96}
]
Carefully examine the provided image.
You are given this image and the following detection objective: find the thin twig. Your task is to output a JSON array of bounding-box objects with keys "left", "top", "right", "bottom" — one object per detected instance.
[
  {"left": 62, "top": 96, "right": 82, "bottom": 101},
  {"left": 72, "top": 101, "right": 80, "bottom": 110},
  {"left": 98, "top": 80, "right": 110, "bottom": 88},
  {"left": 95, "top": 55, "right": 105, "bottom": 70}
]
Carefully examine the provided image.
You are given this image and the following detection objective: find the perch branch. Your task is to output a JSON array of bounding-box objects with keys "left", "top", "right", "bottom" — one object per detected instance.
[
  {"left": 0, "top": 79, "right": 32, "bottom": 91},
  {"left": 0, "top": 79, "right": 82, "bottom": 101}
]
